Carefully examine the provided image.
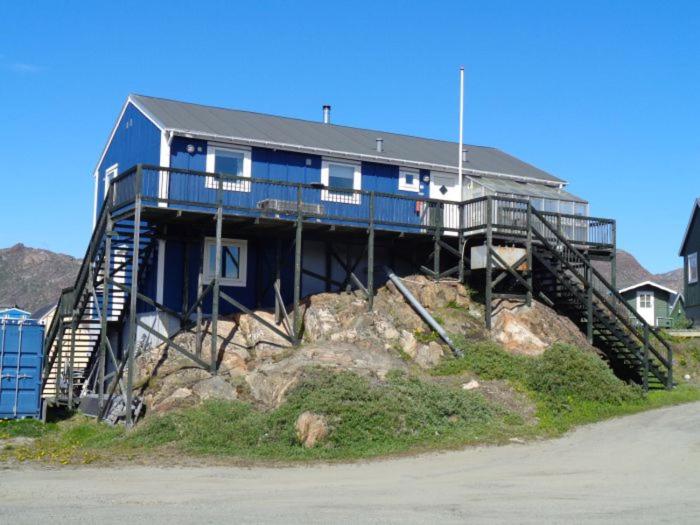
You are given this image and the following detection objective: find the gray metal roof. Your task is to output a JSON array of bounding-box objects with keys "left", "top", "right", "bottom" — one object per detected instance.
[{"left": 130, "top": 94, "right": 564, "bottom": 184}]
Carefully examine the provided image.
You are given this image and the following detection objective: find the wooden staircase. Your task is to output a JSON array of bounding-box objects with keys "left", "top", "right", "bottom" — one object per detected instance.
[
  {"left": 41, "top": 188, "right": 158, "bottom": 403},
  {"left": 528, "top": 209, "right": 672, "bottom": 388}
]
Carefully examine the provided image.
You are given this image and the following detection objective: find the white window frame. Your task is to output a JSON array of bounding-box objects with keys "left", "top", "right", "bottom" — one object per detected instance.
[
  {"left": 688, "top": 252, "right": 698, "bottom": 284},
  {"left": 104, "top": 163, "right": 119, "bottom": 199},
  {"left": 321, "top": 159, "right": 362, "bottom": 205},
  {"left": 637, "top": 291, "right": 653, "bottom": 310},
  {"left": 205, "top": 144, "right": 252, "bottom": 192},
  {"left": 398, "top": 168, "right": 420, "bottom": 192},
  {"left": 202, "top": 237, "right": 248, "bottom": 287}
]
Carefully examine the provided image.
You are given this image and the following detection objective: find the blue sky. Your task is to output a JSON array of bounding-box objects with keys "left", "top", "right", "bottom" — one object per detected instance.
[{"left": 0, "top": 1, "right": 698, "bottom": 273}]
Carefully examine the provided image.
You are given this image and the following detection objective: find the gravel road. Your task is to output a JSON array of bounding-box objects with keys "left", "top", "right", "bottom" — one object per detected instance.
[{"left": 2, "top": 402, "right": 699, "bottom": 524}]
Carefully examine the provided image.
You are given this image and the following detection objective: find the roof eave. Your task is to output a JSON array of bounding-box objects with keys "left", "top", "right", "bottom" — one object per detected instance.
[{"left": 166, "top": 128, "right": 567, "bottom": 187}]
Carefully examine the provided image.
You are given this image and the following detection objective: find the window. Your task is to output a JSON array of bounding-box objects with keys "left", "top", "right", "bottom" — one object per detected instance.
[
  {"left": 104, "top": 163, "right": 118, "bottom": 198},
  {"left": 398, "top": 169, "right": 420, "bottom": 192},
  {"left": 205, "top": 145, "right": 251, "bottom": 192},
  {"left": 689, "top": 253, "right": 698, "bottom": 284},
  {"left": 321, "top": 160, "right": 361, "bottom": 204},
  {"left": 202, "top": 238, "right": 247, "bottom": 287},
  {"left": 638, "top": 292, "right": 653, "bottom": 309}
]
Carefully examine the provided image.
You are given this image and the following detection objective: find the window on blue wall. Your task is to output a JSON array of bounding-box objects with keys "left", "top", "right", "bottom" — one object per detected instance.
[
  {"left": 205, "top": 145, "right": 251, "bottom": 192},
  {"left": 399, "top": 169, "right": 419, "bottom": 192},
  {"left": 321, "top": 160, "right": 361, "bottom": 204},
  {"left": 203, "top": 238, "right": 248, "bottom": 287}
]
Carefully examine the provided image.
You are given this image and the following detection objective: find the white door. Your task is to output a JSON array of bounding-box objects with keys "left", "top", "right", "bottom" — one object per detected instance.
[
  {"left": 636, "top": 291, "right": 655, "bottom": 326},
  {"left": 429, "top": 172, "right": 460, "bottom": 232}
]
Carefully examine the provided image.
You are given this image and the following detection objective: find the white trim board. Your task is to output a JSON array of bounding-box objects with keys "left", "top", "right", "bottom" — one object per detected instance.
[{"left": 619, "top": 280, "right": 678, "bottom": 296}]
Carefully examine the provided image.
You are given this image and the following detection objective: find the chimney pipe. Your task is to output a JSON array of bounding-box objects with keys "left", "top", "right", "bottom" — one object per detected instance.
[
  {"left": 376, "top": 137, "right": 384, "bottom": 153},
  {"left": 322, "top": 104, "right": 331, "bottom": 124}
]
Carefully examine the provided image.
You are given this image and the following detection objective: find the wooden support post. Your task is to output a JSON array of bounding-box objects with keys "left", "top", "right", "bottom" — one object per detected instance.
[
  {"left": 485, "top": 197, "right": 493, "bottom": 330},
  {"left": 324, "top": 241, "right": 332, "bottom": 293},
  {"left": 367, "top": 192, "right": 375, "bottom": 310},
  {"left": 526, "top": 202, "right": 533, "bottom": 307},
  {"left": 586, "top": 268, "right": 594, "bottom": 345},
  {"left": 99, "top": 216, "right": 112, "bottom": 411},
  {"left": 434, "top": 203, "right": 442, "bottom": 282},
  {"left": 667, "top": 344, "right": 674, "bottom": 390},
  {"left": 293, "top": 186, "right": 303, "bottom": 339},
  {"left": 195, "top": 254, "right": 203, "bottom": 357},
  {"left": 54, "top": 321, "right": 64, "bottom": 404},
  {"left": 458, "top": 203, "right": 465, "bottom": 283},
  {"left": 125, "top": 165, "right": 142, "bottom": 428},
  {"left": 210, "top": 175, "right": 223, "bottom": 374},
  {"left": 611, "top": 220, "right": 617, "bottom": 292},
  {"left": 68, "top": 311, "right": 77, "bottom": 410},
  {"left": 643, "top": 323, "right": 650, "bottom": 393},
  {"left": 275, "top": 238, "right": 282, "bottom": 324},
  {"left": 181, "top": 240, "right": 190, "bottom": 328}
]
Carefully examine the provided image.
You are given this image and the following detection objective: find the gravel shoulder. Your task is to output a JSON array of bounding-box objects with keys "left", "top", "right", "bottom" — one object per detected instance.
[{"left": 2, "top": 402, "right": 700, "bottom": 524}]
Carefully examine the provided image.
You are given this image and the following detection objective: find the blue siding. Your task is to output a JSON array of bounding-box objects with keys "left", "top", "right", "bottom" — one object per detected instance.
[
  {"left": 161, "top": 237, "right": 269, "bottom": 315},
  {"left": 162, "top": 143, "right": 428, "bottom": 230},
  {"left": 97, "top": 102, "right": 161, "bottom": 208},
  {"left": 0, "top": 320, "right": 44, "bottom": 419}
]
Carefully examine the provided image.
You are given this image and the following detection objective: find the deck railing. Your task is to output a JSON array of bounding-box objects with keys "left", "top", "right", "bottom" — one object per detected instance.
[{"left": 109, "top": 165, "right": 615, "bottom": 248}]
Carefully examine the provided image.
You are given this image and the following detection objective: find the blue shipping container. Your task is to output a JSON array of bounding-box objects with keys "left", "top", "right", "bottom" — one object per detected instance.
[{"left": 0, "top": 319, "right": 44, "bottom": 419}]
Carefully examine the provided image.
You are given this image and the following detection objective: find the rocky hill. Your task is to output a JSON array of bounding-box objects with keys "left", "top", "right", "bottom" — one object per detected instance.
[
  {"left": 0, "top": 244, "right": 82, "bottom": 312},
  {"left": 593, "top": 250, "right": 683, "bottom": 293}
]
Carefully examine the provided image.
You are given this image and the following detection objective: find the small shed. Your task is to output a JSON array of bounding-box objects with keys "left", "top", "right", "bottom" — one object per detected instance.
[
  {"left": 0, "top": 319, "right": 45, "bottom": 419},
  {"left": 619, "top": 281, "right": 679, "bottom": 328}
]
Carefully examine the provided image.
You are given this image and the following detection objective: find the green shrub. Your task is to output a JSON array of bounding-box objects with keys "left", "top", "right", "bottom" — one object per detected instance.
[
  {"left": 525, "top": 343, "right": 642, "bottom": 410},
  {"left": 432, "top": 337, "right": 529, "bottom": 382}
]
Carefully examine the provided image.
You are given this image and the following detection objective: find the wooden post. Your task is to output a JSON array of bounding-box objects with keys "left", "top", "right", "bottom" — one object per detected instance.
[
  {"left": 54, "top": 320, "right": 64, "bottom": 404},
  {"left": 210, "top": 175, "right": 223, "bottom": 374},
  {"left": 99, "top": 215, "right": 112, "bottom": 412},
  {"left": 643, "top": 323, "right": 650, "bottom": 393},
  {"left": 485, "top": 196, "right": 493, "bottom": 330},
  {"left": 324, "top": 241, "right": 332, "bottom": 293},
  {"left": 526, "top": 202, "right": 533, "bottom": 307},
  {"left": 125, "top": 165, "right": 142, "bottom": 428},
  {"left": 367, "top": 192, "right": 375, "bottom": 310},
  {"left": 611, "top": 220, "right": 617, "bottom": 292},
  {"left": 434, "top": 203, "right": 442, "bottom": 282},
  {"left": 68, "top": 313, "right": 77, "bottom": 409},
  {"left": 181, "top": 240, "right": 190, "bottom": 329},
  {"left": 195, "top": 247, "right": 204, "bottom": 357},
  {"left": 586, "top": 267, "right": 594, "bottom": 345},
  {"left": 275, "top": 238, "right": 282, "bottom": 324},
  {"left": 293, "top": 186, "right": 303, "bottom": 339},
  {"left": 458, "top": 203, "right": 465, "bottom": 283}
]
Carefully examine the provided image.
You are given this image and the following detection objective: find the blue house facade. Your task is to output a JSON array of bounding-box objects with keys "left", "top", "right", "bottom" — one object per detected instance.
[
  {"left": 91, "top": 95, "right": 593, "bottom": 325},
  {"left": 42, "top": 93, "right": 675, "bottom": 421}
]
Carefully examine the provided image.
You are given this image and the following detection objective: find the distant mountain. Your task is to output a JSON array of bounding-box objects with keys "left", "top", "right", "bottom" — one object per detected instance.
[
  {"left": 0, "top": 244, "right": 82, "bottom": 312},
  {"left": 592, "top": 250, "right": 683, "bottom": 293}
]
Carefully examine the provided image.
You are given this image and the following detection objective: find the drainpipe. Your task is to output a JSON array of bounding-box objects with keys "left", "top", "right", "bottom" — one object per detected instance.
[{"left": 384, "top": 266, "right": 462, "bottom": 357}]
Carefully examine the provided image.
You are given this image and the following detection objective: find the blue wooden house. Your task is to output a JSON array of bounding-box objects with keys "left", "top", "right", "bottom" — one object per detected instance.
[{"left": 41, "top": 94, "right": 674, "bottom": 422}]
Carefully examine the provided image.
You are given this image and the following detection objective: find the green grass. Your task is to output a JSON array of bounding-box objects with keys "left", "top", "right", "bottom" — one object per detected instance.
[
  {"left": 3, "top": 339, "right": 700, "bottom": 465},
  {"left": 126, "top": 370, "right": 523, "bottom": 460}
]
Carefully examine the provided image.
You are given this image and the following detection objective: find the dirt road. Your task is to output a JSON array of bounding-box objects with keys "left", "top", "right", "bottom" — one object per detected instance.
[{"left": 2, "top": 402, "right": 699, "bottom": 524}]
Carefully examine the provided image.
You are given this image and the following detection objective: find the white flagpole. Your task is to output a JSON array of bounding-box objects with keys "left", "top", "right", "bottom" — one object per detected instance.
[{"left": 458, "top": 66, "right": 465, "bottom": 196}]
